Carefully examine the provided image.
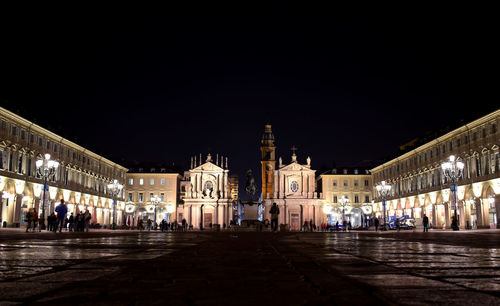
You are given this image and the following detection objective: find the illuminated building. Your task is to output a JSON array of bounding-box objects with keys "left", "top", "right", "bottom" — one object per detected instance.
[{"left": 0, "top": 106, "right": 127, "bottom": 228}]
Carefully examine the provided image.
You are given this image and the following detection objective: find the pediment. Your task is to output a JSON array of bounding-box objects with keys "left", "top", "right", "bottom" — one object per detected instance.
[
  {"left": 279, "top": 162, "right": 315, "bottom": 173},
  {"left": 192, "top": 162, "right": 224, "bottom": 172}
]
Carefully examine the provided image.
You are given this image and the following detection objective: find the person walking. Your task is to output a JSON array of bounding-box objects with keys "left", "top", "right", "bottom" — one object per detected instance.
[
  {"left": 31, "top": 210, "right": 38, "bottom": 232},
  {"left": 270, "top": 203, "right": 280, "bottom": 232},
  {"left": 84, "top": 210, "right": 91, "bottom": 232},
  {"left": 423, "top": 214, "right": 429, "bottom": 232},
  {"left": 25, "top": 209, "right": 33, "bottom": 232},
  {"left": 374, "top": 217, "right": 379, "bottom": 231},
  {"left": 68, "top": 214, "right": 74, "bottom": 232},
  {"left": 54, "top": 200, "right": 68, "bottom": 233},
  {"left": 38, "top": 213, "right": 44, "bottom": 232},
  {"left": 395, "top": 218, "right": 401, "bottom": 232}
]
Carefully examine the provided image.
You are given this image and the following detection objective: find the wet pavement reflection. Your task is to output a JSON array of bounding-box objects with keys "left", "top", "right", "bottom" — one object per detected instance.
[
  {"left": 281, "top": 232, "right": 500, "bottom": 304},
  {"left": 0, "top": 230, "right": 499, "bottom": 304},
  {"left": 0, "top": 232, "right": 200, "bottom": 302}
]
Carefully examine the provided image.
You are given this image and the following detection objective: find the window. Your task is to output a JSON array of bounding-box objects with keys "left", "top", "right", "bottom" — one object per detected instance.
[
  {"left": 11, "top": 125, "right": 17, "bottom": 136},
  {"left": 150, "top": 178, "right": 154, "bottom": 185},
  {"left": 46, "top": 140, "right": 51, "bottom": 150},
  {"left": 17, "top": 154, "right": 23, "bottom": 174},
  {"left": 128, "top": 193, "right": 133, "bottom": 201},
  {"left": 343, "top": 180, "right": 348, "bottom": 187},
  {"left": 492, "top": 124, "right": 497, "bottom": 134},
  {"left": 139, "top": 178, "right": 144, "bottom": 185},
  {"left": 354, "top": 180, "right": 359, "bottom": 187},
  {"left": 30, "top": 134, "right": 34, "bottom": 143},
  {"left": 333, "top": 195, "right": 338, "bottom": 203},
  {"left": 1, "top": 120, "right": 6, "bottom": 131},
  {"left": 333, "top": 180, "right": 337, "bottom": 187},
  {"left": 160, "top": 193, "right": 165, "bottom": 201},
  {"left": 150, "top": 193, "right": 153, "bottom": 200},
  {"left": 364, "top": 180, "right": 369, "bottom": 187},
  {"left": 20, "top": 130, "right": 25, "bottom": 140},
  {"left": 138, "top": 193, "right": 143, "bottom": 202},
  {"left": 161, "top": 178, "right": 165, "bottom": 185},
  {"left": 354, "top": 195, "right": 359, "bottom": 203},
  {"left": 129, "top": 178, "right": 134, "bottom": 185},
  {"left": 27, "top": 158, "right": 32, "bottom": 176},
  {"left": 354, "top": 169, "right": 358, "bottom": 174},
  {"left": 343, "top": 169, "right": 347, "bottom": 174},
  {"left": 365, "top": 195, "right": 370, "bottom": 203}
]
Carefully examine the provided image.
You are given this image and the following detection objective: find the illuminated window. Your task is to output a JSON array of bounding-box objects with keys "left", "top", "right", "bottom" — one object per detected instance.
[
  {"left": 129, "top": 178, "right": 133, "bottom": 185},
  {"left": 139, "top": 178, "right": 144, "bottom": 185},
  {"left": 150, "top": 178, "right": 154, "bottom": 185}
]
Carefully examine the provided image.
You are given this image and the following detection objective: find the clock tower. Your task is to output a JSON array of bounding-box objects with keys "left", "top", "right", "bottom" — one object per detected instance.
[{"left": 261, "top": 124, "right": 276, "bottom": 199}]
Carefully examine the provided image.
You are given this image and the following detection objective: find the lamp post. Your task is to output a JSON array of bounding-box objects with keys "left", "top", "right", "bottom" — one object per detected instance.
[
  {"left": 376, "top": 181, "right": 391, "bottom": 231},
  {"left": 441, "top": 155, "right": 464, "bottom": 230},
  {"left": 35, "top": 154, "right": 59, "bottom": 230},
  {"left": 107, "top": 179, "right": 123, "bottom": 230},
  {"left": 151, "top": 194, "right": 161, "bottom": 230},
  {"left": 339, "top": 195, "right": 349, "bottom": 231}
]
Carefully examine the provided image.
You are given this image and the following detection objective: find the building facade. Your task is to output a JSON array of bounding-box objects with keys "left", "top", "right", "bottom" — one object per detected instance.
[
  {"left": 180, "top": 153, "right": 232, "bottom": 229},
  {"left": 263, "top": 151, "right": 320, "bottom": 230},
  {"left": 125, "top": 168, "right": 181, "bottom": 227},
  {"left": 260, "top": 124, "right": 321, "bottom": 231},
  {"left": 0, "top": 106, "right": 127, "bottom": 228},
  {"left": 317, "top": 168, "right": 373, "bottom": 228},
  {"left": 371, "top": 109, "right": 500, "bottom": 229}
]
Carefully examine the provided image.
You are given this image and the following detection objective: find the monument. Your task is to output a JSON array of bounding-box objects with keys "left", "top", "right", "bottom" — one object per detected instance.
[{"left": 240, "top": 169, "right": 263, "bottom": 225}]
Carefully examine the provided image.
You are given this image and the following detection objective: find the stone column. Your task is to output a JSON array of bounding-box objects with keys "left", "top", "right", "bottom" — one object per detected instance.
[
  {"left": 475, "top": 198, "right": 483, "bottom": 228},
  {"left": 432, "top": 204, "right": 437, "bottom": 229},
  {"left": 459, "top": 200, "right": 466, "bottom": 228},
  {"left": 444, "top": 203, "right": 450, "bottom": 229},
  {"left": 495, "top": 194, "right": 500, "bottom": 229},
  {"left": 481, "top": 197, "right": 490, "bottom": 228},
  {"left": 274, "top": 172, "right": 278, "bottom": 198}
]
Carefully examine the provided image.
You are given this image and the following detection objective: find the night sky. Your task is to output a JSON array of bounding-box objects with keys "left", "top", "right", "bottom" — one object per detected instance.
[{"left": 1, "top": 11, "right": 496, "bottom": 195}]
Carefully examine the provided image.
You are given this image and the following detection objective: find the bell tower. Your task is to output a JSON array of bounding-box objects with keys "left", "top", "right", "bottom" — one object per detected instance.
[{"left": 261, "top": 124, "right": 276, "bottom": 199}]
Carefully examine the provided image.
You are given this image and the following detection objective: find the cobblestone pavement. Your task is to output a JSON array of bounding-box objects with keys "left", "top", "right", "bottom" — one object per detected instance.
[{"left": 0, "top": 229, "right": 499, "bottom": 305}]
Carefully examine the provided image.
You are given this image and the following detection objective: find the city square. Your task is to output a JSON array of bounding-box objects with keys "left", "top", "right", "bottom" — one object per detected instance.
[
  {"left": 1, "top": 10, "right": 498, "bottom": 305},
  {"left": 0, "top": 229, "right": 499, "bottom": 304}
]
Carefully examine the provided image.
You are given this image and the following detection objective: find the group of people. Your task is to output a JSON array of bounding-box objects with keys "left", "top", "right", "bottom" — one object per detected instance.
[
  {"left": 135, "top": 218, "right": 189, "bottom": 231},
  {"left": 24, "top": 199, "right": 92, "bottom": 233}
]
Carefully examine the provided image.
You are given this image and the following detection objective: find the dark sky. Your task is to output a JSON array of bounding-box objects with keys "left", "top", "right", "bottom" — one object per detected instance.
[{"left": 1, "top": 10, "right": 496, "bottom": 196}]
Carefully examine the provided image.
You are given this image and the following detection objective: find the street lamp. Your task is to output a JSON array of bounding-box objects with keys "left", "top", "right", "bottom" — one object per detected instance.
[
  {"left": 339, "top": 195, "right": 349, "bottom": 231},
  {"left": 151, "top": 194, "right": 161, "bottom": 230},
  {"left": 376, "top": 180, "right": 391, "bottom": 231},
  {"left": 441, "top": 155, "right": 464, "bottom": 230},
  {"left": 107, "top": 179, "right": 123, "bottom": 230},
  {"left": 36, "top": 154, "right": 59, "bottom": 230}
]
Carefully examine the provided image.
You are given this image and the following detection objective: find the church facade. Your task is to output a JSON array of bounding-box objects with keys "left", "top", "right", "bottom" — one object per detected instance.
[
  {"left": 180, "top": 153, "right": 232, "bottom": 229},
  {"left": 261, "top": 125, "right": 323, "bottom": 230}
]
